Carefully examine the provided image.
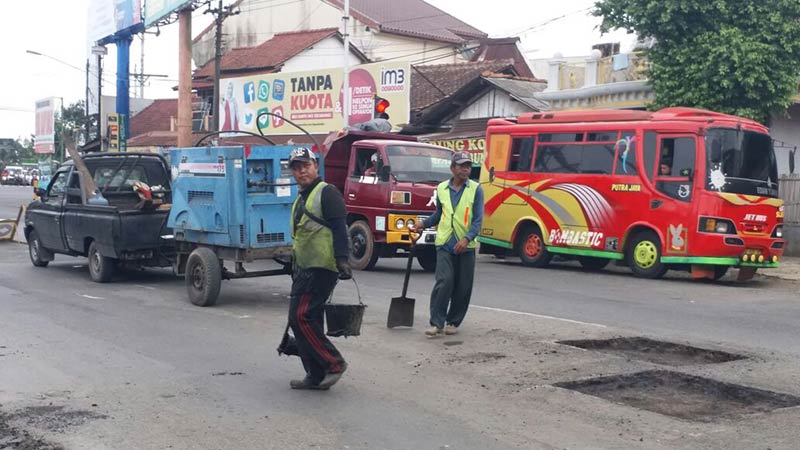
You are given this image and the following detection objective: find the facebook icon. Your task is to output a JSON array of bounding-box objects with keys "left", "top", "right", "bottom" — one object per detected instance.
[{"left": 243, "top": 82, "right": 256, "bottom": 104}]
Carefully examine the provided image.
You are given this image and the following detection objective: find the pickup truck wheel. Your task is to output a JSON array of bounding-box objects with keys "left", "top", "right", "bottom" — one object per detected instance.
[
  {"left": 28, "top": 230, "right": 51, "bottom": 267},
  {"left": 88, "top": 242, "right": 115, "bottom": 283},
  {"left": 416, "top": 247, "right": 437, "bottom": 272},
  {"left": 186, "top": 247, "right": 222, "bottom": 307},
  {"left": 348, "top": 220, "right": 380, "bottom": 271}
]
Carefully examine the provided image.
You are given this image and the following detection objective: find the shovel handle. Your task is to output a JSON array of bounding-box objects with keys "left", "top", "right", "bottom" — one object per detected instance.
[{"left": 400, "top": 230, "right": 418, "bottom": 297}]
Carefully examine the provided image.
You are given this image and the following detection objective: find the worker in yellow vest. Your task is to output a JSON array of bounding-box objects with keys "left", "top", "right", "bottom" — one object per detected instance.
[
  {"left": 286, "top": 147, "right": 351, "bottom": 390},
  {"left": 413, "top": 151, "right": 483, "bottom": 337}
]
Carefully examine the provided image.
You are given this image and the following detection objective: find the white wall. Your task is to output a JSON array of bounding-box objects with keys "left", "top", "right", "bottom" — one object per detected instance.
[
  {"left": 457, "top": 89, "right": 532, "bottom": 120},
  {"left": 771, "top": 104, "right": 800, "bottom": 177},
  {"left": 281, "top": 36, "right": 363, "bottom": 73}
]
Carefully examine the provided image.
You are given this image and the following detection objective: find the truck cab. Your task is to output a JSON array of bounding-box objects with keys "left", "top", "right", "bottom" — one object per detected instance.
[{"left": 321, "top": 130, "right": 453, "bottom": 271}]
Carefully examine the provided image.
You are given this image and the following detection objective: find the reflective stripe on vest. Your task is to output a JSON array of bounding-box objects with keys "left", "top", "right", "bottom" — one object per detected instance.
[
  {"left": 290, "top": 181, "right": 338, "bottom": 271},
  {"left": 434, "top": 179, "right": 478, "bottom": 248}
]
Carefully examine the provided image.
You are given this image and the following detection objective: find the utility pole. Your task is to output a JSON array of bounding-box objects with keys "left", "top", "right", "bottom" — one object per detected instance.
[
  {"left": 207, "top": 0, "right": 240, "bottom": 132},
  {"left": 177, "top": 8, "right": 193, "bottom": 148},
  {"left": 139, "top": 33, "right": 145, "bottom": 98},
  {"left": 342, "top": 0, "right": 351, "bottom": 127}
]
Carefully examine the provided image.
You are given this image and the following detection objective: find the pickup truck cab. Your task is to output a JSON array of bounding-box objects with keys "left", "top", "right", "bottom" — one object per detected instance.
[
  {"left": 24, "top": 153, "right": 173, "bottom": 282},
  {"left": 322, "top": 130, "right": 453, "bottom": 271}
]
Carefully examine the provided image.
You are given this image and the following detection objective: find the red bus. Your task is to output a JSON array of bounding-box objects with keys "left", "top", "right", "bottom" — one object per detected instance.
[{"left": 477, "top": 107, "right": 784, "bottom": 281}]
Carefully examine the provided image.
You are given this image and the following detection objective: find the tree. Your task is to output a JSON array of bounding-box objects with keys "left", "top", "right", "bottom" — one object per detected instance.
[
  {"left": 594, "top": 0, "right": 800, "bottom": 124},
  {"left": 54, "top": 100, "right": 86, "bottom": 160}
]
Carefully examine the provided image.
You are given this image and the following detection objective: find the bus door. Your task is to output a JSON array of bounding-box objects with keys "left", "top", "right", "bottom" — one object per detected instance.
[{"left": 649, "top": 133, "right": 698, "bottom": 255}]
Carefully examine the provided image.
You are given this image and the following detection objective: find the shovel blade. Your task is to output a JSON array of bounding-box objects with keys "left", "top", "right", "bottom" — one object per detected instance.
[{"left": 387, "top": 296, "right": 415, "bottom": 328}]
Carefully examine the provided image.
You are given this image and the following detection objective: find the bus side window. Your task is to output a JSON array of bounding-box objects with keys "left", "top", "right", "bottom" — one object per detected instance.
[
  {"left": 614, "top": 131, "right": 638, "bottom": 175},
  {"left": 643, "top": 131, "right": 657, "bottom": 181},
  {"left": 509, "top": 137, "right": 535, "bottom": 172},
  {"left": 655, "top": 136, "right": 696, "bottom": 202}
]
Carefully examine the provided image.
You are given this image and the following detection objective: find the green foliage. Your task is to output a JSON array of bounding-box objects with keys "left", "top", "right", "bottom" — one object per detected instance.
[
  {"left": 54, "top": 100, "right": 86, "bottom": 160},
  {"left": 594, "top": 0, "right": 800, "bottom": 123}
]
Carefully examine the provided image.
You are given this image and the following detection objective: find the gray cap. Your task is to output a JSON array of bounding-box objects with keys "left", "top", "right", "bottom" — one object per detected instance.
[
  {"left": 452, "top": 151, "right": 471, "bottom": 165},
  {"left": 288, "top": 147, "right": 316, "bottom": 165}
]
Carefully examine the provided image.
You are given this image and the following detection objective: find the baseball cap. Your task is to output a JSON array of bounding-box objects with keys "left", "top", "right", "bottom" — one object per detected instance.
[
  {"left": 288, "top": 147, "right": 316, "bottom": 166},
  {"left": 452, "top": 151, "right": 471, "bottom": 165}
]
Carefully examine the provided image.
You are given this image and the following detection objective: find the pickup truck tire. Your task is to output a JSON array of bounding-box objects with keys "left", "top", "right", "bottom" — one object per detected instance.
[
  {"left": 28, "top": 230, "right": 52, "bottom": 267},
  {"left": 88, "top": 242, "right": 115, "bottom": 283},
  {"left": 186, "top": 247, "right": 222, "bottom": 307},
  {"left": 348, "top": 220, "right": 380, "bottom": 271},
  {"left": 416, "top": 247, "right": 437, "bottom": 272}
]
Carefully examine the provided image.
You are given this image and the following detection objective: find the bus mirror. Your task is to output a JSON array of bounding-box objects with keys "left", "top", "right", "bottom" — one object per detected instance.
[
  {"left": 379, "top": 165, "right": 391, "bottom": 182},
  {"left": 489, "top": 166, "right": 495, "bottom": 183}
]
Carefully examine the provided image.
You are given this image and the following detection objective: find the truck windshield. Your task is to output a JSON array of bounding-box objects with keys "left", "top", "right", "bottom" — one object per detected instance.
[
  {"left": 705, "top": 128, "right": 778, "bottom": 198},
  {"left": 385, "top": 145, "right": 453, "bottom": 183}
]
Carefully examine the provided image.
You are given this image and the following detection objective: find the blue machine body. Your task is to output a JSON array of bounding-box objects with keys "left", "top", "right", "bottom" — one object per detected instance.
[{"left": 168, "top": 145, "right": 302, "bottom": 250}]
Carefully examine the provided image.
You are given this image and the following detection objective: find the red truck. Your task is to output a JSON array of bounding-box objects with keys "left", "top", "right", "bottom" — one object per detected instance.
[{"left": 321, "top": 130, "right": 454, "bottom": 271}]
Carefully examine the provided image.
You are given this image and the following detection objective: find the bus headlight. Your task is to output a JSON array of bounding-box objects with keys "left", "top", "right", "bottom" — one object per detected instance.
[
  {"left": 699, "top": 217, "right": 736, "bottom": 235},
  {"left": 395, "top": 218, "right": 406, "bottom": 230},
  {"left": 772, "top": 225, "right": 783, "bottom": 238}
]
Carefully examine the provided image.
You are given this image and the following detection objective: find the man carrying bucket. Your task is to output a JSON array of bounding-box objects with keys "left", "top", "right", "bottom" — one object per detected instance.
[
  {"left": 286, "top": 147, "right": 352, "bottom": 390},
  {"left": 412, "top": 151, "right": 484, "bottom": 337}
]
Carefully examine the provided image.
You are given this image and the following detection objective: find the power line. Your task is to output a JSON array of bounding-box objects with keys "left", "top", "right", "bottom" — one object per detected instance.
[{"left": 509, "top": 7, "right": 593, "bottom": 37}]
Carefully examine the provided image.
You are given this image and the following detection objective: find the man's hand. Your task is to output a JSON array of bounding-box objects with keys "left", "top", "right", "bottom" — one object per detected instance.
[
  {"left": 412, "top": 221, "right": 425, "bottom": 233},
  {"left": 454, "top": 237, "right": 470, "bottom": 254},
  {"left": 336, "top": 259, "right": 353, "bottom": 280}
]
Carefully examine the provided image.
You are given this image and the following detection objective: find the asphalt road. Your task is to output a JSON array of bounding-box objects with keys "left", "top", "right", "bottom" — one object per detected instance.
[
  {"left": 2, "top": 189, "right": 800, "bottom": 449},
  {"left": 0, "top": 185, "right": 30, "bottom": 220}
]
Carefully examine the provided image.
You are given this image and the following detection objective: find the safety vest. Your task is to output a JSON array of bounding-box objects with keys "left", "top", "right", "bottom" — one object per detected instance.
[
  {"left": 290, "top": 182, "right": 338, "bottom": 272},
  {"left": 435, "top": 179, "right": 478, "bottom": 249}
]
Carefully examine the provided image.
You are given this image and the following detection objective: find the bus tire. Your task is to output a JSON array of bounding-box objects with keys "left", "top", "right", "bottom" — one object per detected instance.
[
  {"left": 627, "top": 231, "right": 668, "bottom": 279},
  {"left": 712, "top": 265, "right": 729, "bottom": 280},
  {"left": 578, "top": 256, "right": 610, "bottom": 271},
  {"left": 348, "top": 220, "right": 380, "bottom": 271},
  {"left": 516, "top": 225, "right": 552, "bottom": 268}
]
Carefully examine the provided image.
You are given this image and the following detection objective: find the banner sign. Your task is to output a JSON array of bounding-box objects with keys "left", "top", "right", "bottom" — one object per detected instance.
[
  {"left": 144, "top": 0, "right": 192, "bottom": 27},
  {"left": 88, "top": 0, "right": 143, "bottom": 43},
  {"left": 423, "top": 137, "right": 486, "bottom": 166},
  {"left": 219, "top": 61, "right": 411, "bottom": 135},
  {"left": 107, "top": 113, "right": 127, "bottom": 152},
  {"left": 34, "top": 97, "right": 59, "bottom": 155}
]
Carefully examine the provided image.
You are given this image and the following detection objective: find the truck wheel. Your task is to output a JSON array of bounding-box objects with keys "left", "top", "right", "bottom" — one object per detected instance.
[
  {"left": 627, "top": 231, "right": 668, "bottom": 279},
  {"left": 516, "top": 224, "right": 552, "bottom": 268},
  {"left": 348, "top": 220, "right": 380, "bottom": 271},
  {"left": 578, "top": 256, "right": 610, "bottom": 271},
  {"left": 28, "top": 230, "right": 52, "bottom": 267},
  {"left": 88, "top": 241, "right": 115, "bottom": 283},
  {"left": 186, "top": 247, "right": 222, "bottom": 307},
  {"left": 416, "top": 247, "right": 437, "bottom": 272}
]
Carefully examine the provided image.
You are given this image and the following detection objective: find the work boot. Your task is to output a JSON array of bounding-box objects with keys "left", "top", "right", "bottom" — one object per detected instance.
[
  {"left": 290, "top": 376, "right": 327, "bottom": 390},
  {"left": 318, "top": 362, "right": 348, "bottom": 390},
  {"left": 444, "top": 324, "right": 458, "bottom": 335},
  {"left": 425, "top": 326, "right": 443, "bottom": 337}
]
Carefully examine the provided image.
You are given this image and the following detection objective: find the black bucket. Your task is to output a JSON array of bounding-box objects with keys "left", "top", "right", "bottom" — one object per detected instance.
[{"left": 324, "top": 278, "right": 366, "bottom": 337}]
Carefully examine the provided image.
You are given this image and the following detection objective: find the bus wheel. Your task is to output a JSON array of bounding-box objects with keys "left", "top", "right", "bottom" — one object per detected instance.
[
  {"left": 712, "top": 265, "right": 729, "bottom": 280},
  {"left": 578, "top": 256, "right": 609, "bottom": 271},
  {"left": 349, "top": 220, "right": 380, "bottom": 271},
  {"left": 627, "top": 231, "right": 668, "bottom": 279},
  {"left": 517, "top": 225, "right": 552, "bottom": 268}
]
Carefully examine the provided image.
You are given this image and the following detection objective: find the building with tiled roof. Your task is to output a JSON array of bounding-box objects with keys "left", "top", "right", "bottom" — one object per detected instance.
[{"left": 193, "top": 0, "right": 487, "bottom": 69}]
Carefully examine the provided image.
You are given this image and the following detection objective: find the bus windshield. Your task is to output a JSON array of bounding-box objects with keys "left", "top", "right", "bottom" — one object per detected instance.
[
  {"left": 705, "top": 128, "right": 778, "bottom": 198},
  {"left": 386, "top": 145, "right": 452, "bottom": 183}
]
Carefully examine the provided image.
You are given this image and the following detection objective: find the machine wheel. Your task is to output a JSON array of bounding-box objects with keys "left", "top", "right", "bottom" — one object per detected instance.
[
  {"left": 348, "top": 220, "right": 380, "bottom": 271},
  {"left": 28, "top": 230, "right": 51, "bottom": 267},
  {"left": 186, "top": 247, "right": 222, "bottom": 307},
  {"left": 627, "top": 231, "right": 668, "bottom": 279},
  {"left": 712, "top": 265, "right": 729, "bottom": 280},
  {"left": 578, "top": 256, "right": 610, "bottom": 271},
  {"left": 88, "top": 241, "right": 115, "bottom": 283},
  {"left": 416, "top": 247, "right": 437, "bottom": 272},
  {"left": 516, "top": 224, "right": 552, "bottom": 268}
]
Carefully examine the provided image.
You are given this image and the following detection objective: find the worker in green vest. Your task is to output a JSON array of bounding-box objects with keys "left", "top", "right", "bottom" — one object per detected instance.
[
  {"left": 286, "top": 147, "right": 351, "bottom": 390},
  {"left": 413, "top": 151, "right": 484, "bottom": 337}
]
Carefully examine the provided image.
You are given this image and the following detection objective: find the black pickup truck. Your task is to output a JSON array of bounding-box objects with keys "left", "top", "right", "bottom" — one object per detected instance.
[{"left": 24, "top": 152, "right": 174, "bottom": 282}]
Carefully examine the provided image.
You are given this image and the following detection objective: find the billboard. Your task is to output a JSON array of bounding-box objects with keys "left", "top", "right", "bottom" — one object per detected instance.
[
  {"left": 88, "top": 0, "right": 143, "bottom": 43},
  {"left": 34, "top": 97, "right": 60, "bottom": 155},
  {"left": 144, "top": 0, "right": 192, "bottom": 27},
  {"left": 218, "top": 61, "right": 411, "bottom": 135},
  {"left": 423, "top": 137, "right": 486, "bottom": 167}
]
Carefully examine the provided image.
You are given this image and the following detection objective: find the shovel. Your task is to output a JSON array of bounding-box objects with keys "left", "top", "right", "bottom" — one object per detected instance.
[{"left": 387, "top": 231, "right": 419, "bottom": 328}]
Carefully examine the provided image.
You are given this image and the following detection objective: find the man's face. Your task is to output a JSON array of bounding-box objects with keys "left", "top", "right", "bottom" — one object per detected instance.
[
  {"left": 291, "top": 160, "right": 318, "bottom": 188},
  {"left": 660, "top": 164, "right": 670, "bottom": 176},
  {"left": 451, "top": 162, "right": 471, "bottom": 182}
]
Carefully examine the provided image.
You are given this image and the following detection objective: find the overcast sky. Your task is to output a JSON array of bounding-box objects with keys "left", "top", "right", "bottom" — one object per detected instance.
[{"left": 0, "top": 0, "right": 635, "bottom": 140}]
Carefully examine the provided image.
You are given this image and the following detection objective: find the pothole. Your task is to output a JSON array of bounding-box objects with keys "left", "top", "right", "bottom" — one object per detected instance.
[
  {"left": 554, "top": 370, "right": 800, "bottom": 421},
  {"left": 10, "top": 405, "right": 108, "bottom": 433},
  {"left": 557, "top": 337, "right": 745, "bottom": 366}
]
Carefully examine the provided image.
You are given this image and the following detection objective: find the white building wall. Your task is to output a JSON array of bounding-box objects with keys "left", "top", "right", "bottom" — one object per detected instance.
[
  {"left": 770, "top": 104, "right": 800, "bottom": 177},
  {"left": 281, "top": 37, "right": 363, "bottom": 73},
  {"left": 457, "top": 90, "right": 531, "bottom": 120},
  {"left": 193, "top": 0, "right": 469, "bottom": 68}
]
